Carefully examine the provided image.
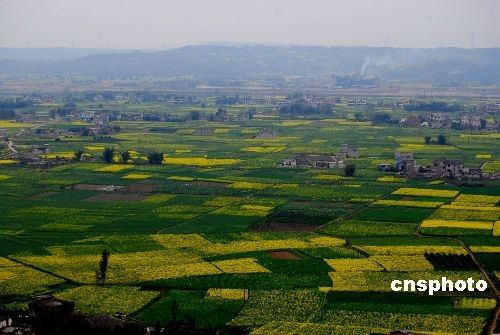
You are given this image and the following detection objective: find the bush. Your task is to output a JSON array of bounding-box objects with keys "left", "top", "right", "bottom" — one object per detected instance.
[
  {"left": 148, "top": 152, "right": 164, "bottom": 165},
  {"left": 344, "top": 164, "right": 356, "bottom": 177}
]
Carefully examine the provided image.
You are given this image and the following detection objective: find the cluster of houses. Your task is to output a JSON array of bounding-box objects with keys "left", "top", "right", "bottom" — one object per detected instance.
[
  {"left": 278, "top": 144, "right": 359, "bottom": 169},
  {"left": 378, "top": 152, "right": 496, "bottom": 180},
  {"left": 0, "top": 295, "right": 147, "bottom": 335},
  {"left": 1, "top": 295, "right": 248, "bottom": 335},
  {"left": 399, "top": 113, "right": 496, "bottom": 130}
]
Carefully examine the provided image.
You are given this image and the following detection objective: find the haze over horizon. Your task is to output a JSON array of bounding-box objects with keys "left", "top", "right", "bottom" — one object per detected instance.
[{"left": 0, "top": 0, "right": 499, "bottom": 50}]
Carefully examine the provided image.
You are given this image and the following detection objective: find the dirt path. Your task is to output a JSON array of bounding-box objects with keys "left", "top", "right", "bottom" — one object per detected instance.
[{"left": 416, "top": 228, "right": 499, "bottom": 334}]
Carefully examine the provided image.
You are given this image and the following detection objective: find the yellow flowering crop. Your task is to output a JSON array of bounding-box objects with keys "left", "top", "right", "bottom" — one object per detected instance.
[
  {"left": 0, "top": 160, "right": 18, "bottom": 165},
  {"left": 482, "top": 161, "right": 500, "bottom": 173},
  {"left": 494, "top": 221, "right": 500, "bottom": 236},
  {"left": 441, "top": 204, "right": 500, "bottom": 212},
  {"left": 168, "top": 175, "right": 195, "bottom": 181},
  {"left": 421, "top": 219, "right": 493, "bottom": 230},
  {"left": 356, "top": 245, "right": 466, "bottom": 256},
  {"left": 455, "top": 297, "right": 496, "bottom": 310},
  {"left": 371, "top": 255, "right": 434, "bottom": 272},
  {"left": 142, "top": 194, "right": 176, "bottom": 204},
  {"left": 452, "top": 194, "right": 499, "bottom": 207},
  {"left": 375, "top": 199, "right": 444, "bottom": 208},
  {"left": 41, "top": 152, "right": 75, "bottom": 159},
  {"left": 163, "top": 157, "right": 240, "bottom": 166},
  {"left": 392, "top": 187, "right": 459, "bottom": 198},
  {"left": 376, "top": 176, "right": 406, "bottom": 183},
  {"left": 324, "top": 258, "right": 384, "bottom": 272},
  {"left": 313, "top": 174, "right": 343, "bottom": 181},
  {"left": 308, "top": 236, "right": 345, "bottom": 248},
  {"left": 469, "top": 246, "right": 500, "bottom": 253},
  {"left": 122, "top": 173, "right": 151, "bottom": 180},
  {"left": 275, "top": 120, "right": 312, "bottom": 126},
  {"left": 55, "top": 286, "right": 158, "bottom": 315},
  {"left": 0, "top": 175, "right": 11, "bottom": 181},
  {"left": 0, "top": 257, "right": 63, "bottom": 295},
  {"left": 95, "top": 164, "right": 133, "bottom": 172},
  {"left": 84, "top": 146, "right": 105, "bottom": 151},
  {"left": 213, "top": 258, "right": 270, "bottom": 274},
  {"left": 242, "top": 146, "right": 286, "bottom": 153},
  {"left": 229, "top": 181, "right": 270, "bottom": 190},
  {"left": 475, "top": 154, "right": 491, "bottom": 159},
  {"left": 205, "top": 288, "right": 248, "bottom": 300}
]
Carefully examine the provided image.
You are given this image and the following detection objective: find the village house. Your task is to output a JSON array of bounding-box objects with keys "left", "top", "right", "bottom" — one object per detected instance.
[
  {"left": 339, "top": 144, "right": 359, "bottom": 158},
  {"left": 81, "top": 111, "right": 95, "bottom": 122},
  {"left": 406, "top": 115, "right": 420, "bottom": 127},
  {"left": 395, "top": 152, "right": 416, "bottom": 173},
  {"left": 93, "top": 113, "right": 110, "bottom": 126},
  {"left": 29, "top": 295, "right": 75, "bottom": 319},
  {"left": 0, "top": 312, "right": 12, "bottom": 330},
  {"left": 431, "top": 158, "right": 463, "bottom": 177},
  {"left": 0, "top": 129, "right": 7, "bottom": 139},
  {"left": 254, "top": 129, "right": 277, "bottom": 139},
  {"left": 32, "top": 144, "right": 50, "bottom": 155},
  {"left": 278, "top": 154, "right": 344, "bottom": 169},
  {"left": 89, "top": 313, "right": 146, "bottom": 334},
  {"left": 378, "top": 162, "right": 393, "bottom": 171}
]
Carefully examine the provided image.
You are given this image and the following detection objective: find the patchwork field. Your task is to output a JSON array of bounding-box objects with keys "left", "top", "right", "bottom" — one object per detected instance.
[{"left": 0, "top": 103, "right": 499, "bottom": 335}]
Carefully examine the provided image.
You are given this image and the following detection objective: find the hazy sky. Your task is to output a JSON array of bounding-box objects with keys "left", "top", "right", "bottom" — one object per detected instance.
[{"left": 0, "top": 0, "right": 499, "bottom": 49}]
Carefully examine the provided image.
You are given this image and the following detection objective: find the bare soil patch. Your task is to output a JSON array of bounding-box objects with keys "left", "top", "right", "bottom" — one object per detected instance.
[
  {"left": 84, "top": 193, "right": 148, "bottom": 202},
  {"left": 267, "top": 250, "right": 301, "bottom": 260},
  {"left": 401, "top": 196, "right": 414, "bottom": 201},
  {"left": 123, "top": 182, "right": 158, "bottom": 193},
  {"left": 190, "top": 180, "right": 228, "bottom": 188},
  {"left": 251, "top": 222, "right": 317, "bottom": 232},
  {"left": 70, "top": 184, "right": 124, "bottom": 191}
]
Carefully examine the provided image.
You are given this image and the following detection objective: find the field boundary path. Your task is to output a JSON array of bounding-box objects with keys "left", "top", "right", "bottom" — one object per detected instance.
[
  {"left": 416, "top": 227, "right": 499, "bottom": 335},
  {"left": 4, "top": 255, "right": 76, "bottom": 284}
]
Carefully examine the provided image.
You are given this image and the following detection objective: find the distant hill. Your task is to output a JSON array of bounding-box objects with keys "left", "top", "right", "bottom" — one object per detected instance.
[
  {"left": 0, "top": 45, "right": 499, "bottom": 84},
  {"left": 0, "top": 47, "right": 132, "bottom": 62}
]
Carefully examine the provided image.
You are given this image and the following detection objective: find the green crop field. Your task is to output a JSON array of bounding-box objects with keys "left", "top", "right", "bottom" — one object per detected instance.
[{"left": 0, "top": 97, "right": 499, "bottom": 335}]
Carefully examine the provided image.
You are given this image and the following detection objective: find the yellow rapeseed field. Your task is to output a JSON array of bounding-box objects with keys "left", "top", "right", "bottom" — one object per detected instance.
[
  {"left": 122, "top": 173, "right": 151, "bottom": 180},
  {"left": 376, "top": 176, "right": 407, "bottom": 183},
  {"left": 392, "top": 187, "right": 459, "bottom": 198},
  {"left": 421, "top": 219, "right": 493, "bottom": 230},
  {"left": 375, "top": 199, "right": 444, "bottom": 208},
  {"left": 205, "top": 288, "right": 248, "bottom": 300},
  {"left": 452, "top": 194, "right": 499, "bottom": 207},
  {"left": 242, "top": 146, "right": 286, "bottom": 153},
  {"left": 213, "top": 258, "right": 270, "bottom": 274},
  {"left": 95, "top": 164, "right": 133, "bottom": 172},
  {"left": 371, "top": 255, "right": 434, "bottom": 271},
  {"left": 163, "top": 157, "right": 241, "bottom": 166},
  {"left": 229, "top": 182, "right": 270, "bottom": 190},
  {"left": 324, "top": 258, "right": 384, "bottom": 272},
  {"left": 0, "top": 160, "right": 18, "bottom": 165}
]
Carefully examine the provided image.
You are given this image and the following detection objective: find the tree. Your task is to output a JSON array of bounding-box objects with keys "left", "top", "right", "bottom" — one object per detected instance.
[
  {"left": 103, "top": 147, "right": 114, "bottom": 163},
  {"left": 437, "top": 134, "right": 447, "bottom": 145},
  {"left": 424, "top": 136, "right": 432, "bottom": 144},
  {"left": 148, "top": 152, "right": 164, "bottom": 165},
  {"left": 121, "top": 150, "right": 131, "bottom": 164},
  {"left": 480, "top": 118, "right": 487, "bottom": 129},
  {"left": 354, "top": 112, "right": 364, "bottom": 122},
  {"left": 344, "top": 163, "right": 356, "bottom": 177},
  {"left": 373, "top": 113, "right": 391, "bottom": 124},
  {"left": 190, "top": 110, "right": 200, "bottom": 120},
  {"left": 74, "top": 150, "right": 84, "bottom": 161},
  {"left": 96, "top": 249, "right": 110, "bottom": 285}
]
